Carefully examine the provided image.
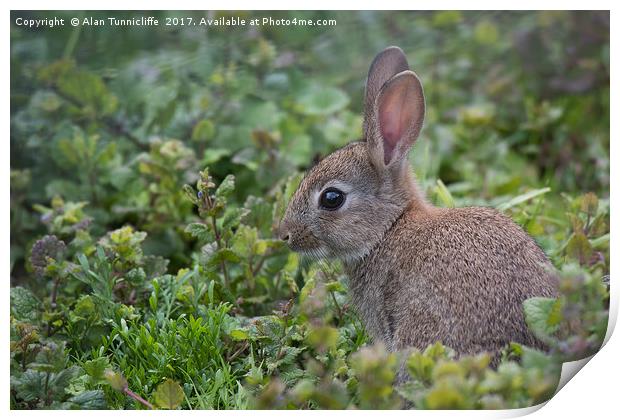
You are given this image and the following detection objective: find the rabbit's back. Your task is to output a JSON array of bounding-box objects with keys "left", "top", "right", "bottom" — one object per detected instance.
[{"left": 346, "top": 205, "right": 558, "bottom": 357}]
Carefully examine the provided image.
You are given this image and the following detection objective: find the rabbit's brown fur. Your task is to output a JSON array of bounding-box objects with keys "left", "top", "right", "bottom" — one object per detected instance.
[{"left": 279, "top": 46, "right": 558, "bottom": 360}]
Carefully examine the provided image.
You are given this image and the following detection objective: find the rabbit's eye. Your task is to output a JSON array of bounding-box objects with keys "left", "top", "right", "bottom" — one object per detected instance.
[{"left": 319, "top": 188, "right": 345, "bottom": 210}]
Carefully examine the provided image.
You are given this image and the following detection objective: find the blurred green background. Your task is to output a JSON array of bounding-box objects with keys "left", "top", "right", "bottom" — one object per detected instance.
[
  {"left": 11, "top": 10, "right": 609, "bottom": 276},
  {"left": 10, "top": 11, "right": 610, "bottom": 410}
]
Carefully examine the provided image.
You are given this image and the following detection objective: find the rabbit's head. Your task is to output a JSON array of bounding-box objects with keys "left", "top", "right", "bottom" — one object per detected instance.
[{"left": 279, "top": 47, "right": 426, "bottom": 262}]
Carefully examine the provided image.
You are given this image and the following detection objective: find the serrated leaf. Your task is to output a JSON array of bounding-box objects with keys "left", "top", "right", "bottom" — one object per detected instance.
[
  {"left": 10, "top": 287, "right": 40, "bottom": 322},
  {"left": 182, "top": 184, "right": 198, "bottom": 205},
  {"left": 12, "top": 370, "right": 47, "bottom": 402},
  {"left": 153, "top": 378, "right": 184, "bottom": 409},
  {"left": 83, "top": 357, "right": 110, "bottom": 381},
  {"left": 523, "top": 297, "right": 560, "bottom": 343},
  {"left": 209, "top": 248, "right": 241, "bottom": 266},
  {"left": 185, "top": 222, "right": 210, "bottom": 242},
  {"left": 215, "top": 175, "right": 235, "bottom": 200},
  {"left": 222, "top": 207, "right": 250, "bottom": 230},
  {"left": 67, "top": 390, "right": 108, "bottom": 409}
]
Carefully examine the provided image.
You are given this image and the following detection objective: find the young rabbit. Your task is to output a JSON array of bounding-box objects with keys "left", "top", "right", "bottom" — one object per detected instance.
[{"left": 279, "top": 46, "right": 558, "bottom": 362}]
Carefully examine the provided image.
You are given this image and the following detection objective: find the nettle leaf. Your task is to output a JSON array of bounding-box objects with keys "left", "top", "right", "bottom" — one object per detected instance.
[
  {"left": 182, "top": 184, "right": 199, "bottom": 205},
  {"left": 222, "top": 207, "right": 250, "bottom": 230},
  {"left": 154, "top": 378, "right": 185, "bottom": 409},
  {"left": 47, "top": 366, "right": 80, "bottom": 396},
  {"left": 306, "top": 326, "right": 339, "bottom": 353},
  {"left": 523, "top": 297, "right": 560, "bottom": 343},
  {"left": 10, "top": 287, "right": 40, "bottom": 322},
  {"left": 67, "top": 390, "right": 107, "bottom": 409},
  {"left": 12, "top": 369, "right": 47, "bottom": 402},
  {"left": 185, "top": 222, "right": 210, "bottom": 242},
  {"left": 216, "top": 174, "right": 235, "bottom": 198},
  {"left": 83, "top": 357, "right": 110, "bottom": 382},
  {"left": 31, "top": 342, "right": 67, "bottom": 373},
  {"left": 210, "top": 248, "right": 241, "bottom": 266}
]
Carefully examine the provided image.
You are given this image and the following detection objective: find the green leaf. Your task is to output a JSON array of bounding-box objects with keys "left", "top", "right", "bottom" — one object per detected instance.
[
  {"left": 579, "top": 192, "right": 599, "bottom": 215},
  {"left": 407, "top": 351, "right": 434, "bottom": 382},
  {"left": 10, "top": 287, "right": 40, "bottom": 322},
  {"left": 83, "top": 357, "right": 110, "bottom": 381},
  {"left": 73, "top": 295, "right": 96, "bottom": 318},
  {"left": 229, "top": 329, "right": 249, "bottom": 341},
  {"left": 497, "top": 187, "right": 551, "bottom": 212},
  {"left": 202, "top": 148, "right": 231, "bottom": 165},
  {"left": 523, "top": 297, "right": 560, "bottom": 343},
  {"left": 435, "top": 179, "right": 455, "bottom": 208},
  {"left": 325, "top": 281, "right": 345, "bottom": 293},
  {"left": 474, "top": 20, "right": 499, "bottom": 45},
  {"left": 425, "top": 383, "right": 468, "bottom": 409},
  {"left": 67, "top": 390, "right": 108, "bottom": 409},
  {"left": 209, "top": 248, "right": 241, "bottom": 265},
  {"left": 296, "top": 84, "right": 349, "bottom": 116},
  {"left": 185, "top": 222, "right": 210, "bottom": 242},
  {"left": 191, "top": 119, "right": 215, "bottom": 142},
  {"left": 306, "top": 326, "right": 338, "bottom": 353},
  {"left": 182, "top": 184, "right": 198, "bottom": 205},
  {"left": 215, "top": 175, "right": 235, "bottom": 200},
  {"left": 153, "top": 378, "right": 185, "bottom": 409},
  {"left": 222, "top": 207, "right": 250, "bottom": 230},
  {"left": 565, "top": 232, "right": 593, "bottom": 264},
  {"left": 12, "top": 370, "right": 47, "bottom": 402}
]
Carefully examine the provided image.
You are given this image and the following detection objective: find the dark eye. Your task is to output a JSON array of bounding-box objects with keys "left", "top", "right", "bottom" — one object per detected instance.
[{"left": 319, "top": 188, "right": 345, "bottom": 210}]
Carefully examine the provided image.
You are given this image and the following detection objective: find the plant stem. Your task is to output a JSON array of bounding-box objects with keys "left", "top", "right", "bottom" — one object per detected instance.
[
  {"left": 47, "top": 276, "right": 62, "bottom": 336},
  {"left": 124, "top": 386, "right": 154, "bottom": 410},
  {"left": 211, "top": 214, "right": 231, "bottom": 289},
  {"left": 228, "top": 341, "right": 249, "bottom": 362},
  {"left": 329, "top": 290, "right": 344, "bottom": 325},
  {"left": 251, "top": 254, "right": 269, "bottom": 277}
]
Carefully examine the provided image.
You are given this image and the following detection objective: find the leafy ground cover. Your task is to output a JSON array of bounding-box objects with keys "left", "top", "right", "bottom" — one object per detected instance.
[{"left": 10, "top": 10, "right": 609, "bottom": 409}]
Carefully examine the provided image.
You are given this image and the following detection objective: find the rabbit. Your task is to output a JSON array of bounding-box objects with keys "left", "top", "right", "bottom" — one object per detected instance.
[{"left": 278, "top": 46, "right": 558, "bottom": 364}]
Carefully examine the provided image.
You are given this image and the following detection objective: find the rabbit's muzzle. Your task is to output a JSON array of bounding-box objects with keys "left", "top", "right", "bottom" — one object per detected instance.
[{"left": 278, "top": 220, "right": 322, "bottom": 254}]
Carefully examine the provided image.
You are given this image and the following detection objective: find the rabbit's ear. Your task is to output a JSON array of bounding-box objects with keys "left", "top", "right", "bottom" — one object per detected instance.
[
  {"left": 363, "top": 47, "right": 410, "bottom": 137},
  {"left": 369, "top": 70, "right": 425, "bottom": 168}
]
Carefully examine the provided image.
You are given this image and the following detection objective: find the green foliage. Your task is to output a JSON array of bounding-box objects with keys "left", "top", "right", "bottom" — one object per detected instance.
[
  {"left": 10, "top": 10, "right": 608, "bottom": 410},
  {"left": 153, "top": 379, "right": 185, "bottom": 409}
]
